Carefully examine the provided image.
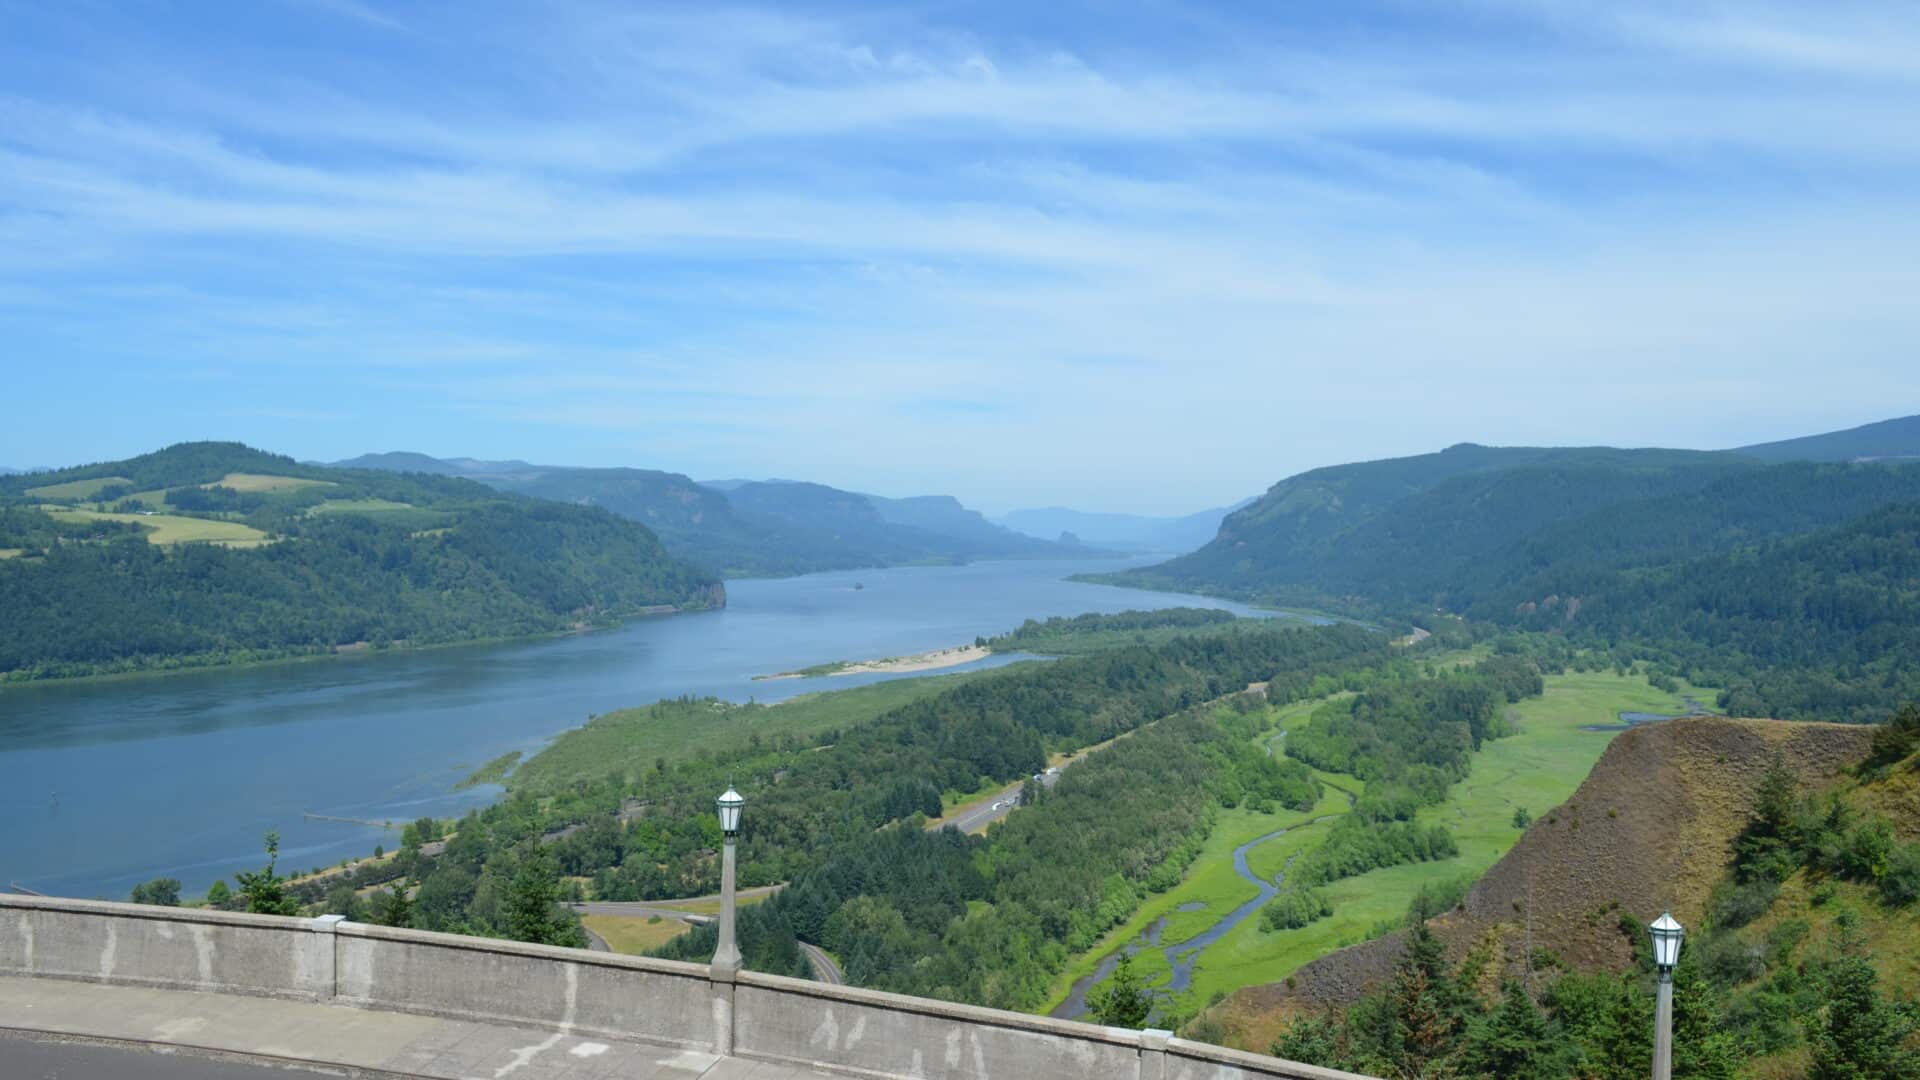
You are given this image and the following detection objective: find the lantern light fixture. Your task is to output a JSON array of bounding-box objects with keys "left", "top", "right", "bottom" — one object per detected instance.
[
  {"left": 1649, "top": 911, "right": 1685, "bottom": 973},
  {"left": 717, "top": 786, "right": 745, "bottom": 837}
]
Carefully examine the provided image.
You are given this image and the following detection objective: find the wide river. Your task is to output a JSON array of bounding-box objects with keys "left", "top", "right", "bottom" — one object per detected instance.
[{"left": 1, "top": 557, "right": 1271, "bottom": 901}]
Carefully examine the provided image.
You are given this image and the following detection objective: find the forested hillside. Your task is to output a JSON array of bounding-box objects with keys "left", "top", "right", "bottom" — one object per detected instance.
[
  {"left": 337, "top": 452, "right": 1098, "bottom": 576},
  {"left": 1107, "top": 445, "right": 1729, "bottom": 599},
  {"left": 1734, "top": 413, "right": 1920, "bottom": 462},
  {"left": 1099, "top": 433, "right": 1920, "bottom": 721},
  {"left": 0, "top": 443, "right": 721, "bottom": 680}
]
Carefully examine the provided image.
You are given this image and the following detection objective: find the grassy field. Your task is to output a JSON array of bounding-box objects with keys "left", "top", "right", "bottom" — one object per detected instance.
[
  {"left": 1042, "top": 670, "right": 1706, "bottom": 1018},
  {"left": 643, "top": 891, "right": 774, "bottom": 917},
  {"left": 210, "top": 472, "right": 335, "bottom": 493},
  {"left": 0, "top": 549, "right": 21, "bottom": 560},
  {"left": 26, "top": 475, "right": 132, "bottom": 500},
  {"left": 309, "top": 498, "right": 415, "bottom": 514},
  {"left": 581, "top": 914, "right": 693, "bottom": 954},
  {"left": 40, "top": 506, "right": 273, "bottom": 547},
  {"left": 109, "top": 488, "right": 173, "bottom": 510},
  {"left": 509, "top": 665, "right": 1023, "bottom": 794}
]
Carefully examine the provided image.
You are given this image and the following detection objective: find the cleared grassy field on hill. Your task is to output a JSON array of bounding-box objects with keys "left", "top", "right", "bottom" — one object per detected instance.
[
  {"left": 26, "top": 475, "right": 132, "bottom": 499},
  {"left": 208, "top": 472, "right": 335, "bottom": 492},
  {"left": 310, "top": 498, "right": 414, "bottom": 514},
  {"left": 1042, "top": 670, "right": 1705, "bottom": 1019},
  {"left": 39, "top": 506, "right": 272, "bottom": 547}
]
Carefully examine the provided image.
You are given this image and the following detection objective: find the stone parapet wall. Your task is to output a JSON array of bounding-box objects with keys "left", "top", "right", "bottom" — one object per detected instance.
[{"left": 0, "top": 894, "right": 1369, "bottom": 1080}]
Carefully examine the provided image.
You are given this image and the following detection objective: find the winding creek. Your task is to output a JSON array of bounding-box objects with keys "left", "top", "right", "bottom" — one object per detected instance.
[{"left": 1051, "top": 760, "right": 1358, "bottom": 1020}]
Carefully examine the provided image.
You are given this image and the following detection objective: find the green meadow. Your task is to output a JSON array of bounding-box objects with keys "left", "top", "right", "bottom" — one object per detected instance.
[
  {"left": 208, "top": 472, "right": 335, "bottom": 493},
  {"left": 1042, "top": 670, "right": 1706, "bottom": 1018},
  {"left": 40, "top": 506, "right": 272, "bottom": 547},
  {"left": 309, "top": 498, "right": 416, "bottom": 514},
  {"left": 26, "top": 475, "right": 133, "bottom": 500},
  {"left": 509, "top": 665, "right": 1024, "bottom": 794}
]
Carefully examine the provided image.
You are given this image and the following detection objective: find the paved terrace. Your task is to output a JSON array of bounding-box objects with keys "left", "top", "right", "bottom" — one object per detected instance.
[{"left": 0, "top": 894, "right": 1373, "bottom": 1080}]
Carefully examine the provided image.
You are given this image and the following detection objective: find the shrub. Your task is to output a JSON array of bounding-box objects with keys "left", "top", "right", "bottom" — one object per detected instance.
[
  {"left": 1708, "top": 878, "right": 1781, "bottom": 930},
  {"left": 1880, "top": 843, "right": 1920, "bottom": 907},
  {"left": 1842, "top": 819, "right": 1896, "bottom": 882},
  {"left": 1262, "top": 888, "right": 1334, "bottom": 931}
]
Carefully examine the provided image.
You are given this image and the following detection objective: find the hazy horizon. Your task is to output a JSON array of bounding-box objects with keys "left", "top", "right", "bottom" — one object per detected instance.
[{"left": 5, "top": 2, "right": 1918, "bottom": 514}]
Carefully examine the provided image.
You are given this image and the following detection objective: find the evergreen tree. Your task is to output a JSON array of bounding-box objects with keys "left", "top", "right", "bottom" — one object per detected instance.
[
  {"left": 1670, "top": 956, "right": 1742, "bottom": 1080},
  {"left": 1806, "top": 953, "right": 1920, "bottom": 1079},
  {"left": 1087, "top": 953, "right": 1154, "bottom": 1029},
  {"left": 1864, "top": 703, "right": 1920, "bottom": 770},
  {"left": 502, "top": 846, "right": 585, "bottom": 948},
  {"left": 1385, "top": 922, "right": 1463, "bottom": 1076},
  {"left": 368, "top": 886, "right": 413, "bottom": 929},
  {"left": 1558, "top": 974, "right": 1651, "bottom": 1080},
  {"left": 1273, "top": 1013, "right": 1357, "bottom": 1072},
  {"left": 1734, "top": 753, "right": 1802, "bottom": 883},
  {"left": 1460, "top": 981, "right": 1563, "bottom": 1080}
]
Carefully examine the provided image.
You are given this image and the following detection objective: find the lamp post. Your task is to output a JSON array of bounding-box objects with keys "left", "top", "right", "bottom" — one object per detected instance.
[
  {"left": 711, "top": 786, "right": 745, "bottom": 976},
  {"left": 1649, "top": 912, "right": 1685, "bottom": 1080}
]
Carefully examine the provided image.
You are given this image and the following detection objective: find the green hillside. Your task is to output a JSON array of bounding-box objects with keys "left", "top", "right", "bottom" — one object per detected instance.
[
  {"left": 1735, "top": 413, "right": 1920, "bottom": 463},
  {"left": 0, "top": 442, "right": 721, "bottom": 681},
  {"left": 1099, "top": 445, "right": 1731, "bottom": 599},
  {"left": 1097, "top": 434, "right": 1920, "bottom": 721},
  {"left": 1225, "top": 715, "right": 1920, "bottom": 1080}
]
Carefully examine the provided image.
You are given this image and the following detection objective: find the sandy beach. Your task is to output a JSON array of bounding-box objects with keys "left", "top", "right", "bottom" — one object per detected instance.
[{"left": 756, "top": 643, "right": 991, "bottom": 681}]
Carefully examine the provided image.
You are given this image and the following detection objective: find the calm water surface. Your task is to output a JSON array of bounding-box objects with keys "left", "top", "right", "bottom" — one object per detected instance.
[{"left": 1, "top": 558, "right": 1272, "bottom": 900}]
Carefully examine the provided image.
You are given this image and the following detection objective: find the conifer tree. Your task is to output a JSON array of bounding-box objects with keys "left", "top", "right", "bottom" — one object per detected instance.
[
  {"left": 1460, "top": 981, "right": 1561, "bottom": 1080},
  {"left": 1806, "top": 950, "right": 1920, "bottom": 1078},
  {"left": 1087, "top": 953, "right": 1155, "bottom": 1029}
]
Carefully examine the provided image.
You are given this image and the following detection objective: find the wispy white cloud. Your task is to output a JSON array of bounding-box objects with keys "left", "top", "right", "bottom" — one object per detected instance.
[{"left": 1, "top": 1, "right": 1916, "bottom": 510}]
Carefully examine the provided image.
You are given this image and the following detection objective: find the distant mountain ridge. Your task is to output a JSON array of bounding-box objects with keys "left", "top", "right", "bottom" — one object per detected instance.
[
  {"left": 997, "top": 499, "right": 1254, "bottom": 554},
  {"left": 333, "top": 452, "right": 1106, "bottom": 578},
  {"left": 1732, "top": 413, "right": 1920, "bottom": 462}
]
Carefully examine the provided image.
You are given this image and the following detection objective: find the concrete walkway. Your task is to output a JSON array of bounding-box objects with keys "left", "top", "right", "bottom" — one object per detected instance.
[{"left": 0, "top": 977, "right": 836, "bottom": 1080}]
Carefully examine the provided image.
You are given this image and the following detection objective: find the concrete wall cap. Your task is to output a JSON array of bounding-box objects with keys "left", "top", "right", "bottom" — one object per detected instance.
[
  {"left": 1, "top": 893, "right": 311, "bottom": 933},
  {"left": 736, "top": 969, "right": 1143, "bottom": 1048},
  {"left": 1167, "top": 1035, "right": 1378, "bottom": 1080},
  {"left": 336, "top": 920, "right": 711, "bottom": 979}
]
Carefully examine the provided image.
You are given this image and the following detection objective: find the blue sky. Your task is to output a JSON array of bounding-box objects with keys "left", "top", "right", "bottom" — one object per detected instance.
[{"left": 2, "top": 1, "right": 1917, "bottom": 514}]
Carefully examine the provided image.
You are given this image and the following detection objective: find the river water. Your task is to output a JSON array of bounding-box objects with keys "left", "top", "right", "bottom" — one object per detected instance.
[{"left": 1, "top": 557, "right": 1271, "bottom": 901}]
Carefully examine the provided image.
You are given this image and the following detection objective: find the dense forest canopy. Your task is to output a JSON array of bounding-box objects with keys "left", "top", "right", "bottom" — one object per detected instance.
[{"left": 0, "top": 442, "right": 721, "bottom": 680}]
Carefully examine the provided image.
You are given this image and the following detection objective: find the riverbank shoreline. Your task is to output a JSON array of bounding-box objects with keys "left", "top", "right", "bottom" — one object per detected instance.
[
  {"left": 755, "top": 643, "right": 992, "bottom": 681},
  {"left": 0, "top": 601, "right": 723, "bottom": 690}
]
